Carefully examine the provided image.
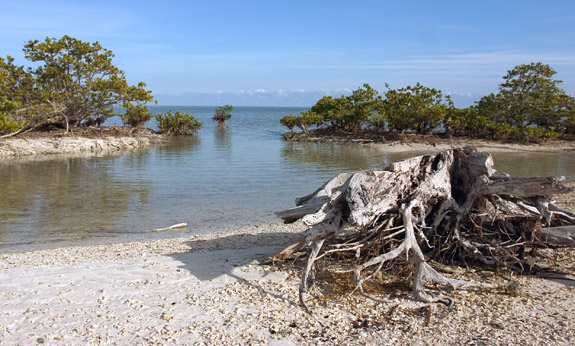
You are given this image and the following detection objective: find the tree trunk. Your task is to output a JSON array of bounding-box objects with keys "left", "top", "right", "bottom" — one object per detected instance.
[{"left": 275, "top": 146, "right": 575, "bottom": 312}]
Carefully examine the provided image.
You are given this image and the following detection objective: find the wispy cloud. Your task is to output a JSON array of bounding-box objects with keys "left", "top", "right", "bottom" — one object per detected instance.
[
  {"left": 154, "top": 88, "right": 357, "bottom": 107},
  {"left": 297, "top": 51, "right": 575, "bottom": 73},
  {"left": 136, "top": 48, "right": 575, "bottom": 103}
]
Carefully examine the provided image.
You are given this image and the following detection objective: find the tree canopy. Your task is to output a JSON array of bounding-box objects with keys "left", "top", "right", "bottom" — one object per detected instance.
[
  {"left": 0, "top": 56, "right": 31, "bottom": 133},
  {"left": 383, "top": 83, "right": 447, "bottom": 134},
  {"left": 280, "top": 62, "right": 575, "bottom": 142},
  {"left": 479, "top": 62, "right": 574, "bottom": 134},
  {"left": 212, "top": 105, "right": 233, "bottom": 129},
  {"left": 309, "top": 84, "right": 383, "bottom": 132},
  {"left": 1, "top": 36, "right": 154, "bottom": 135}
]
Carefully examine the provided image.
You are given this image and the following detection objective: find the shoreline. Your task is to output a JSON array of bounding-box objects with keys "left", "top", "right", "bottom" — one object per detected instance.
[
  {"left": 1, "top": 221, "right": 574, "bottom": 345},
  {"left": 0, "top": 136, "right": 162, "bottom": 158},
  {"left": 285, "top": 132, "right": 575, "bottom": 153},
  {"left": 372, "top": 138, "right": 575, "bottom": 153},
  {"left": 0, "top": 128, "right": 163, "bottom": 158},
  {"left": 3, "top": 131, "right": 575, "bottom": 160}
]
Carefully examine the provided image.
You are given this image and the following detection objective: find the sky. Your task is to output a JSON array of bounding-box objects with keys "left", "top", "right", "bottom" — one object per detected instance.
[{"left": 1, "top": 0, "right": 574, "bottom": 107}]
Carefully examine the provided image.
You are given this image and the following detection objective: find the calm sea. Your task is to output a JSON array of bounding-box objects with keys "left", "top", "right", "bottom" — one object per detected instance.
[{"left": 2, "top": 106, "right": 575, "bottom": 252}]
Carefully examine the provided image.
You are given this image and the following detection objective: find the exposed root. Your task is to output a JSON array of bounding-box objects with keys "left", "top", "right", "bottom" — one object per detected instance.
[
  {"left": 275, "top": 147, "right": 575, "bottom": 313},
  {"left": 299, "top": 239, "right": 325, "bottom": 314}
]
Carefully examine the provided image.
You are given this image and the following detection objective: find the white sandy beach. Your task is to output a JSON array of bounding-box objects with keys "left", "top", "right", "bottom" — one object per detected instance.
[{"left": 1, "top": 219, "right": 574, "bottom": 345}]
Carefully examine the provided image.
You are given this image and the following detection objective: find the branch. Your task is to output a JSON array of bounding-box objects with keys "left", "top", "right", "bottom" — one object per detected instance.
[{"left": 539, "top": 226, "right": 575, "bottom": 247}]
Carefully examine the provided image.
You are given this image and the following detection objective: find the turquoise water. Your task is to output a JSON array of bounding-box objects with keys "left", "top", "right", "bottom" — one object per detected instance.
[{"left": 2, "top": 106, "right": 575, "bottom": 252}]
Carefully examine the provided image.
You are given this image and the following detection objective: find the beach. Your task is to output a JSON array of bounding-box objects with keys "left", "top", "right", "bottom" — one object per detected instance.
[
  {"left": 2, "top": 132, "right": 575, "bottom": 345},
  {"left": 1, "top": 217, "right": 574, "bottom": 345}
]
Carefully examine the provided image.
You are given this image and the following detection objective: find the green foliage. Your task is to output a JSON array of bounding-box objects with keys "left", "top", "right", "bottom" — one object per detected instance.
[
  {"left": 0, "top": 56, "right": 34, "bottom": 133},
  {"left": 345, "top": 84, "right": 383, "bottom": 132},
  {"left": 0, "top": 113, "right": 26, "bottom": 134},
  {"left": 481, "top": 62, "right": 574, "bottom": 132},
  {"left": 310, "top": 95, "right": 350, "bottom": 129},
  {"left": 561, "top": 98, "right": 575, "bottom": 134},
  {"left": 279, "top": 114, "right": 298, "bottom": 132},
  {"left": 304, "top": 83, "right": 448, "bottom": 135},
  {"left": 520, "top": 126, "right": 560, "bottom": 142},
  {"left": 212, "top": 104, "right": 233, "bottom": 128},
  {"left": 279, "top": 111, "right": 323, "bottom": 134},
  {"left": 310, "top": 84, "right": 383, "bottom": 132},
  {"left": 283, "top": 64, "right": 574, "bottom": 143},
  {"left": 156, "top": 110, "right": 203, "bottom": 135},
  {"left": 215, "top": 104, "right": 233, "bottom": 115},
  {"left": 470, "top": 62, "right": 575, "bottom": 141},
  {"left": 383, "top": 83, "right": 446, "bottom": 134},
  {"left": 296, "top": 110, "right": 323, "bottom": 134},
  {"left": 284, "top": 65, "right": 574, "bottom": 143},
  {"left": 122, "top": 103, "right": 155, "bottom": 128},
  {"left": 444, "top": 106, "right": 490, "bottom": 137},
  {"left": 0, "top": 36, "right": 154, "bottom": 134},
  {"left": 499, "top": 63, "right": 564, "bottom": 129}
]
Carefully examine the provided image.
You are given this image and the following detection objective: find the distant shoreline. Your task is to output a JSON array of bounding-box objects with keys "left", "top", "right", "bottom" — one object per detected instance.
[{"left": 284, "top": 131, "right": 575, "bottom": 153}]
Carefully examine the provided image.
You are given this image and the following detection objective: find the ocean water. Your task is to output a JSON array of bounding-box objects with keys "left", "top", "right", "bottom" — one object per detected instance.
[{"left": 2, "top": 106, "right": 575, "bottom": 252}]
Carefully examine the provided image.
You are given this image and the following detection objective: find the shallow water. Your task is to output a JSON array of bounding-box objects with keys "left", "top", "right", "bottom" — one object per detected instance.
[{"left": 1, "top": 106, "right": 575, "bottom": 252}]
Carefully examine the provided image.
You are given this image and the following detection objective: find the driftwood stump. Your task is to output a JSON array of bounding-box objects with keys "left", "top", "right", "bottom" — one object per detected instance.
[{"left": 275, "top": 147, "right": 575, "bottom": 312}]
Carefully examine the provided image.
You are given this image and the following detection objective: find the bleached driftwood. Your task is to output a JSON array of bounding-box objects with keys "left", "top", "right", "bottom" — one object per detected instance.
[
  {"left": 151, "top": 223, "right": 188, "bottom": 232},
  {"left": 275, "top": 147, "right": 575, "bottom": 312}
]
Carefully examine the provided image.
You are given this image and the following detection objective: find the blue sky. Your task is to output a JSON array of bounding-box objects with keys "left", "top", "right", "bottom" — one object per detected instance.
[{"left": 1, "top": 0, "right": 574, "bottom": 106}]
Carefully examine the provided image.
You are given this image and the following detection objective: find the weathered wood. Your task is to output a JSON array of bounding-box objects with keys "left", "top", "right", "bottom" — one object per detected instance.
[
  {"left": 151, "top": 223, "right": 187, "bottom": 232},
  {"left": 275, "top": 146, "right": 575, "bottom": 313},
  {"left": 485, "top": 176, "right": 571, "bottom": 197},
  {"left": 540, "top": 226, "right": 575, "bottom": 247},
  {"left": 275, "top": 172, "right": 353, "bottom": 223}
]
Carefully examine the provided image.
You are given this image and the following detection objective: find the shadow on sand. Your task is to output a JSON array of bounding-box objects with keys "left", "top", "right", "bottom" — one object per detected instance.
[
  {"left": 167, "top": 230, "right": 303, "bottom": 307},
  {"left": 168, "top": 230, "right": 301, "bottom": 281}
]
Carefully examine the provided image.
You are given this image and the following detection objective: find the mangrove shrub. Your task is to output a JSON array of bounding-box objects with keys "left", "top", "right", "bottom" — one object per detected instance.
[
  {"left": 156, "top": 110, "right": 203, "bottom": 135},
  {"left": 212, "top": 105, "right": 233, "bottom": 129},
  {"left": 383, "top": 83, "right": 447, "bottom": 134}
]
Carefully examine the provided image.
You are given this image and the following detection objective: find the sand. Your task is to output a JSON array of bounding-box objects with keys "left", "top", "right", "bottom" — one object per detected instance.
[
  {"left": 1, "top": 218, "right": 574, "bottom": 345},
  {"left": 372, "top": 138, "right": 575, "bottom": 153}
]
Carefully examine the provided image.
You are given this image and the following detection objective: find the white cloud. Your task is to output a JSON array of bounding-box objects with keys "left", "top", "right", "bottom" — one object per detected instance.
[{"left": 154, "top": 88, "right": 366, "bottom": 107}]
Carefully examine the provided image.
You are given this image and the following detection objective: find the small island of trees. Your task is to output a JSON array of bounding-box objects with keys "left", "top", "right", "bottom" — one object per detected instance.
[
  {"left": 280, "top": 62, "right": 575, "bottom": 143},
  {"left": 0, "top": 36, "right": 202, "bottom": 137},
  {"left": 212, "top": 105, "right": 234, "bottom": 129}
]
